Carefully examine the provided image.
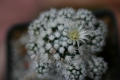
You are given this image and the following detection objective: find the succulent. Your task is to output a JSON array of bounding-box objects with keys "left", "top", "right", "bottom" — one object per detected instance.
[{"left": 27, "top": 8, "right": 108, "bottom": 80}]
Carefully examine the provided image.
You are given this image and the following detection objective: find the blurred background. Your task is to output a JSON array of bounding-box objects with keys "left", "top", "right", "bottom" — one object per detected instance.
[{"left": 0, "top": 0, "right": 120, "bottom": 80}]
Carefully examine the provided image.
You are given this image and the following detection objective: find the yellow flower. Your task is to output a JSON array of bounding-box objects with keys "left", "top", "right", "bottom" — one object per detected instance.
[
  {"left": 68, "top": 29, "right": 79, "bottom": 41},
  {"left": 67, "top": 25, "right": 89, "bottom": 47}
]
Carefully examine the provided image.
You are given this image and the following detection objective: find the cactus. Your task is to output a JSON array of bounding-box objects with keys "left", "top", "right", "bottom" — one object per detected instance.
[{"left": 27, "top": 8, "right": 108, "bottom": 80}]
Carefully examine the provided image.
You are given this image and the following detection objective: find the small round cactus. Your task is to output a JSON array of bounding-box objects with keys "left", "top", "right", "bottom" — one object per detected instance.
[{"left": 27, "top": 8, "right": 108, "bottom": 80}]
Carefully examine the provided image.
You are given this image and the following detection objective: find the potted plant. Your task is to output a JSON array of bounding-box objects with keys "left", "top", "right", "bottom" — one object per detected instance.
[{"left": 6, "top": 8, "right": 120, "bottom": 80}]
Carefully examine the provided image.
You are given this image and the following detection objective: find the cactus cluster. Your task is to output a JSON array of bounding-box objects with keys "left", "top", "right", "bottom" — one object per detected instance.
[{"left": 27, "top": 8, "right": 108, "bottom": 80}]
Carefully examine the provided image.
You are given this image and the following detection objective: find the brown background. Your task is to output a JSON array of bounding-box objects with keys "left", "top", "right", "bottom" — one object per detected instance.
[{"left": 0, "top": 0, "right": 120, "bottom": 80}]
